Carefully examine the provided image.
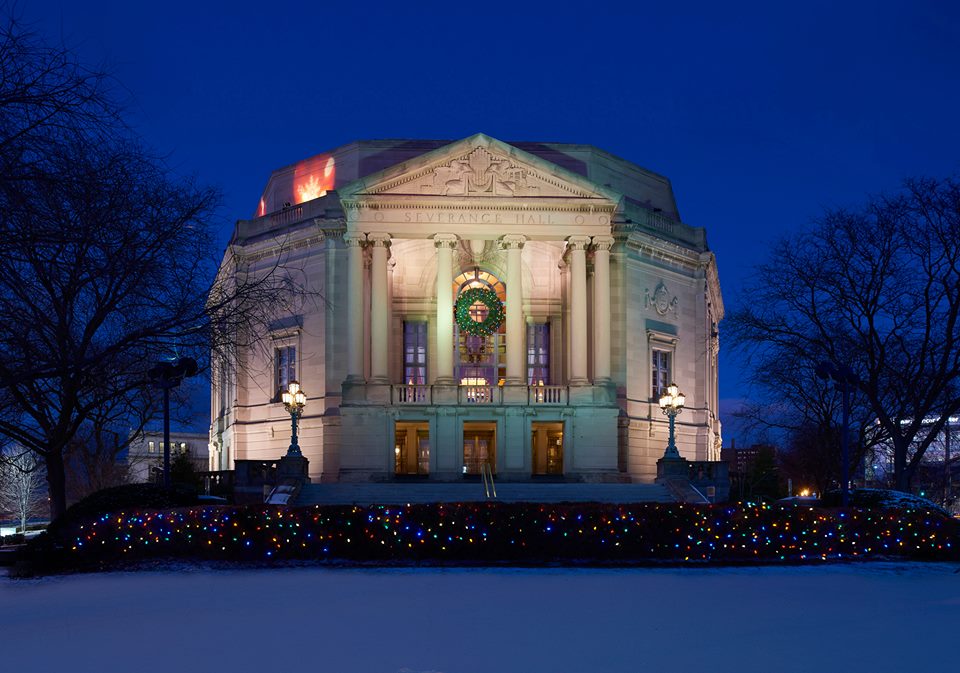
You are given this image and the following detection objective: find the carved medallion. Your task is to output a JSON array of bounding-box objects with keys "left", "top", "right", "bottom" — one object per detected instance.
[{"left": 645, "top": 281, "right": 678, "bottom": 317}]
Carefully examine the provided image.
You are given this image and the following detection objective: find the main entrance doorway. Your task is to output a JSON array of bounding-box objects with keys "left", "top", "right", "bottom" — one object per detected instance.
[
  {"left": 463, "top": 421, "right": 496, "bottom": 475},
  {"left": 394, "top": 421, "right": 430, "bottom": 475},
  {"left": 531, "top": 422, "right": 564, "bottom": 475}
]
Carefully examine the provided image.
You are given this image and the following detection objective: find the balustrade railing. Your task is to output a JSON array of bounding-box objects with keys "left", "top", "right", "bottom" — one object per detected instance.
[
  {"left": 529, "top": 385, "right": 566, "bottom": 404},
  {"left": 394, "top": 385, "right": 430, "bottom": 404},
  {"left": 459, "top": 385, "right": 497, "bottom": 404},
  {"left": 386, "top": 384, "right": 581, "bottom": 406}
]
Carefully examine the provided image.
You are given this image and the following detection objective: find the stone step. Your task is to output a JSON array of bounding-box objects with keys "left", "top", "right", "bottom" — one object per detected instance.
[{"left": 295, "top": 482, "right": 676, "bottom": 506}]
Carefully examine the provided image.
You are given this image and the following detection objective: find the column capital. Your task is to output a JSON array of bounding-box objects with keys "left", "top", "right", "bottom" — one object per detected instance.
[
  {"left": 367, "top": 232, "right": 392, "bottom": 247},
  {"left": 566, "top": 235, "right": 591, "bottom": 251},
  {"left": 433, "top": 233, "right": 459, "bottom": 249},
  {"left": 592, "top": 235, "right": 615, "bottom": 251},
  {"left": 500, "top": 234, "right": 527, "bottom": 250},
  {"left": 343, "top": 232, "right": 366, "bottom": 247}
]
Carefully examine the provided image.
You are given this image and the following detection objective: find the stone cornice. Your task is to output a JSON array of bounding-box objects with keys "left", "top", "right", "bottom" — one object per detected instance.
[
  {"left": 340, "top": 197, "right": 617, "bottom": 215},
  {"left": 699, "top": 251, "right": 725, "bottom": 321},
  {"left": 623, "top": 230, "right": 702, "bottom": 272}
]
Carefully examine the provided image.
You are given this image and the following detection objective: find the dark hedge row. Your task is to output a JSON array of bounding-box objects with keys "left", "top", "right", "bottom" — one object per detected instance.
[{"left": 22, "top": 500, "right": 959, "bottom": 573}]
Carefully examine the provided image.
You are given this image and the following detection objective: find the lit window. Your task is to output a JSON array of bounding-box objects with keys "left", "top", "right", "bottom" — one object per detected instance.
[
  {"left": 527, "top": 323, "right": 550, "bottom": 385},
  {"left": 148, "top": 441, "right": 155, "bottom": 454},
  {"left": 403, "top": 322, "right": 427, "bottom": 385},
  {"left": 275, "top": 345, "right": 296, "bottom": 398},
  {"left": 652, "top": 350, "right": 671, "bottom": 397}
]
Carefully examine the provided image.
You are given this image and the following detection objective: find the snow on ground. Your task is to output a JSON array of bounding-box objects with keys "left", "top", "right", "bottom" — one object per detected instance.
[{"left": 2, "top": 563, "right": 959, "bottom": 673}]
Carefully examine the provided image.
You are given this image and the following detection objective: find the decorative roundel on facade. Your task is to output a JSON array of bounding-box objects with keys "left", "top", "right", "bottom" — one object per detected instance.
[{"left": 454, "top": 287, "right": 505, "bottom": 336}]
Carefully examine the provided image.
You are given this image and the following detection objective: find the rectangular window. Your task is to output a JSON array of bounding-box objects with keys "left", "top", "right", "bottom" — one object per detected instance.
[
  {"left": 652, "top": 349, "right": 671, "bottom": 397},
  {"left": 147, "top": 441, "right": 155, "bottom": 454},
  {"left": 527, "top": 323, "right": 550, "bottom": 385},
  {"left": 403, "top": 321, "right": 428, "bottom": 385},
  {"left": 275, "top": 345, "right": 296, "bottom": 398}
]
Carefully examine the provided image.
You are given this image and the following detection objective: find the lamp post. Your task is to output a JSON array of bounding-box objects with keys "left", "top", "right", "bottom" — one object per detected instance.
[
  {"left": 281, "top": 380, "right": 307, "bottom": 457},
  {"left": 147, "top": 357, "right": 197, "bottom": 489},
  {"left": 659, "top": 383, "right": 686, "bottom": 459},
  {"left": 816, "top": 361, "right": 858, "bottom": 507}
]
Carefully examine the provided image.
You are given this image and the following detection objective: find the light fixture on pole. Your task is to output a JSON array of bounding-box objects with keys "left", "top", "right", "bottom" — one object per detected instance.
[
  {"left": 816, "top": 361, "right": 858, "bottom": 507},
  {"left": 281, "top": 380, "right": 307, "bottom": 457},
  {"left": 659, "top": 383, "right": 686, "bottom": 459},
  {"left": 147, "top": 357, "right": 197, "bottom": 489}
]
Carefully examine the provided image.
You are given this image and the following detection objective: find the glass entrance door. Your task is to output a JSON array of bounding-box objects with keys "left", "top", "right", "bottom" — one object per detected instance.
[
  {"left": 463, "top": 422, "right": 496, "bottom": 475},
  {"left": 394, "top": 422, "right": 429, "bottom": 475},
  {"left": 531, "top": 422, "right": 563, "bottom": 475}
]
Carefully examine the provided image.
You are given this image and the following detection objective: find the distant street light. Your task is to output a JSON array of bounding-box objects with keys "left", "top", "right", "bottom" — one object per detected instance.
[
  {"left": 281, "top": 380, "right": 307, "bottom": 457},
  {"left": 816, "top": 361, "right": 858, "bottom": 507},
  {"left": 147, "top": 357, "right": 197, "bottom": 489},
  {"left": 659, "top": 383, "right": 686, "bottom": 459}
]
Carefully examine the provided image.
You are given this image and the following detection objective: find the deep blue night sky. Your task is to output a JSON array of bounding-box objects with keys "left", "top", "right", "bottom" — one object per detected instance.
[{"left": 27, "top": 1, "right": 960, "bottom": 440}]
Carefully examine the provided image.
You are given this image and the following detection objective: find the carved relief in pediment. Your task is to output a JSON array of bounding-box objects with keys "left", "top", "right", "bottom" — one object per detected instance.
[
  {"left": 373, "top": 147, "right": 594, "bottom": 198},
  {"left": 422, "top": 147, "right": 538, "bottom": 196}
]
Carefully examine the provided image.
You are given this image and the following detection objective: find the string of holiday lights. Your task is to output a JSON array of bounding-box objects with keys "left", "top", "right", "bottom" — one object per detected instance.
[{"left": 61, "top": 502, "right": 958, "bottom": 568}]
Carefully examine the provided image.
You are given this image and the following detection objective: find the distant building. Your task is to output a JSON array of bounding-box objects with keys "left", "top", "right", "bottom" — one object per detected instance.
[
  {"left": 126, "top": 431, "right": 209, "bottom": 483},
  {"left": 720, "top": 442, "right": 769, "bottom": 477},
  {"left": 210, "top": 134, "right": 724, "bottom": 483}
]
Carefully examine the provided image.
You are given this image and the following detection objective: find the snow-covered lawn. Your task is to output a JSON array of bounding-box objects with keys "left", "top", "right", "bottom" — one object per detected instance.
[{"left": 2, "top": 564, "right": 958, "bottom": 673}]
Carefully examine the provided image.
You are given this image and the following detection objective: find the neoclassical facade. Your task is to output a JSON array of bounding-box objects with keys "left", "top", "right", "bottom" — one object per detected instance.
[{"left": 210, "top": 134, "right": 723, "bottom": 483}]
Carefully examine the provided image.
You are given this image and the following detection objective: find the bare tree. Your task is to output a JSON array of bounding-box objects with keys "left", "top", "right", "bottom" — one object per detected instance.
[
  {"left": 0, "top": 445, "right": 46, "bottom": 532},
  {"left": 732, "top": 361, "right": 883, "bottom": 493},
  {"left": 729, "top": 177, "right": 960, "bottom": 491},
  {"left": 0, "top": 12, "right": 295, "bottom": 519}
]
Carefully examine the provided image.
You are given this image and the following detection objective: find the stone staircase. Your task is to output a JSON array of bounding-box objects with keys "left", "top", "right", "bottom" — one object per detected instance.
[{"left": 295, "top": 482, "right": 676, "bottom": 506}]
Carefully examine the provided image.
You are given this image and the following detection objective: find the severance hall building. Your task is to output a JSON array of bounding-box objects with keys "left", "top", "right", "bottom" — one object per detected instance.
[{"left": 209, "top": 134, "right": 723, "bottom": 484}]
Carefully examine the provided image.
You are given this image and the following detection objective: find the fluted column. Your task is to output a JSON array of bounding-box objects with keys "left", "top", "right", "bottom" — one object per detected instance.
[
  {"left": 592, "top": 236, "right": 614, "bottom": 382},
  {"left": 434, "top": 234, "right": 458, "bottom": 384},
  {"left": 344, "top": 232, "right": 366, "bottom": 383},
  {"left": 502, "top": 234, "right": 527, "bottom": 384},
  {"left": 368, "top": 232, "right": 391, "bottom": 383},
  {"left": 567, "top": 235, "right": 591, "bottom": 384}
]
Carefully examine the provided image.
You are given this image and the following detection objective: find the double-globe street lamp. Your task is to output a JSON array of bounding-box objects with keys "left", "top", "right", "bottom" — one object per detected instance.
[
  {"left": 281, "top": 380, "right": 307, "bottom": 457},
  {"left": 659, "top": 383, "right": 686, "bottom": 459}
]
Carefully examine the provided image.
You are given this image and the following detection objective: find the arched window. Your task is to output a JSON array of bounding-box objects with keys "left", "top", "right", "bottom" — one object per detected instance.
[{"left": 452, "top": 268, "right": 506, "bottom": 385}]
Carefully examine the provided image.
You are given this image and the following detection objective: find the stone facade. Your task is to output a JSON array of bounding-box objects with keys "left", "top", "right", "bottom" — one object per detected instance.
[
  {"left": 210, "top": 134, "right": 723, "bottom": 484},
  {"left": 126, "top": 431, "right": 209, "bottom": 483}
]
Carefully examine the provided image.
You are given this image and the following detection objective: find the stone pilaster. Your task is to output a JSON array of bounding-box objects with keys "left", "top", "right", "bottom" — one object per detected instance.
[
  {"left": 566, "top": 235, "right": 591, "bottom": 385},
  {"left": 433, "top": 234, "right": 458, "bottom": 384},
  {"left": 367, "top": 232, "right": 391, "bottom": 383},
  {"left": 344, "top": 232, "right": 366, "bottom": 384},
  {"left": 592, "top": 235, "right": 614, "bottom": 383},
  {"left": 501, "top": 234, "right": 527, "bottom": 384}
]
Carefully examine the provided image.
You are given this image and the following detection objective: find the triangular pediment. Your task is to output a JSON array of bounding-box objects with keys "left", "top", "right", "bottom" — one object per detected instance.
[{"left": 339, "top": 133, "right": 622, "bottom": 204}]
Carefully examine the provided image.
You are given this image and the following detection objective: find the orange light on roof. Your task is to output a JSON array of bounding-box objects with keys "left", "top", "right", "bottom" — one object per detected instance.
[{"left": 293, "top": 155, "right": 335, "bottom": 205}]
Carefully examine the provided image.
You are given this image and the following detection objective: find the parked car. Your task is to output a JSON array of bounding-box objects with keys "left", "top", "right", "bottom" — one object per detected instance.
[
  {"left": 820, "top": 488, "right": 952, "bottom": 518},
  {"left": 775, "top": 496, "right": 822, "bottom": 506}
]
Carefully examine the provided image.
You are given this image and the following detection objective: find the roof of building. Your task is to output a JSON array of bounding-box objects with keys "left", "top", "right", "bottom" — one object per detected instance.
[{"left": 253, "top": 134, "right": 681, "bottom": 221}]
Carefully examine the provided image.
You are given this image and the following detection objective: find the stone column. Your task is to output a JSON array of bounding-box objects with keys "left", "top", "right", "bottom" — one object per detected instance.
[
  {"left": 368, "top": 232, "right": 391, "bottom": 383},
  {"left": 502, "top": 234, "right": 527, "bottom": 384},
  {"left": 434, "top": 234, "right": 458, "bottom": 384},
  {"left": 344, "top": 232, "right": 366, "bottom": 383},
  {"left": 592, "top": 236, "right": 614, "bottom": 383},
  {"left": 567, "top": 235, "right": 591, "bottom": 385}
]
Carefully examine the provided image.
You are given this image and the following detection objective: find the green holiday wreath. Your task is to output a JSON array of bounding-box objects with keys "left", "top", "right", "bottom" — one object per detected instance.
[{"left": 454, "top": 287, "right": 505, "bottom": 336}]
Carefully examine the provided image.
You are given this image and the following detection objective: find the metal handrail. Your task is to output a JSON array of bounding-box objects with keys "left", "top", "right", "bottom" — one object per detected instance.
[{"left": 480, "top": 462, "right": 497, "bottom": 499}]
